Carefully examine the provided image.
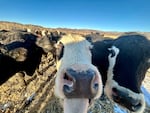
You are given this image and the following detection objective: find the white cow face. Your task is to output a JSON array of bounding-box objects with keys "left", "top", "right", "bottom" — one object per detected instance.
[{"left": 54, "top": 34, "right": 103, "bottom": 113}]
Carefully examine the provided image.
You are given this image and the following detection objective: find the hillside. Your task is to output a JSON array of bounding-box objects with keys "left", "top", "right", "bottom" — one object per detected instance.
[
  {"left": 0, "top": 21, "right": 119, "bottom": 37},
  {"left": 0, "top": 21, "right": 150, "bottom": 39}
]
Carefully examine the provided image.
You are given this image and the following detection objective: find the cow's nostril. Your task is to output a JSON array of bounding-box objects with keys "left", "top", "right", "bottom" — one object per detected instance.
[
  {"left": 93, "top": 83, "right": 99, "bottom": 91},
  {"left": 131, "top": 102, "right": 141, "bottom": 111},
  {"left": 64, "top": 72, "right": 73, "bottom": 81},
  {"left": 112, "top": 87, "right": 118, "bottom": 93},
  {"left": 130, "top": 99, "right": 142, "bottom": 111},
  {"left": 63, "top": 70, "right": 76, "bottom": 95},
  {"left": 91, "top": 82, "right": 99, "bottom": 95},
  {"left": 112, "top": 87, "right": 119, "bottom": 97},
  {"left": 63, "top": 72, "right": 75, "bottom": 88},
  {"left": 63, "top": 84, "right": 74, "bottom": 94},
  {"left": 112, "top": 87, "right": 121, "bottom": 103},
  {"left": 113, "top": 95, "right": 121, "bottom": 102}
]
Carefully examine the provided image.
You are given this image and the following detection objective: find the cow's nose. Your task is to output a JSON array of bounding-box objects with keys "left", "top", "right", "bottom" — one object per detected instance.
[
  {"left": 112, "top": 87, "right": 142, "bottom": 112},
  {"left": 63, "top": 68, "right": 99, "bottom": 98}
]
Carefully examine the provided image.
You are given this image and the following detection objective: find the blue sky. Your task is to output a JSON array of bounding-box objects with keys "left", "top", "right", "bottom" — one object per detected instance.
[{"left": 0, "top": 0, "right": 150, "bottom": 32}]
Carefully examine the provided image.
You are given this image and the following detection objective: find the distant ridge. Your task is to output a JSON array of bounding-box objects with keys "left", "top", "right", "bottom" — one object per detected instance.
[{"left": 0, "top": 21, "right": 150, "bottom": 38}]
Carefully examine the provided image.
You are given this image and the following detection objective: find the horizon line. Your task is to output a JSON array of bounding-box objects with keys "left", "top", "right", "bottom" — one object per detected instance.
[{"left": 0, "top": 20, "right": 150, "bottom": 33}]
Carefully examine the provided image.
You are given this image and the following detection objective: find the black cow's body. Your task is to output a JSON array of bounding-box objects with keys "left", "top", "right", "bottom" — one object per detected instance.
[
  {"left": 112, "top": 35, "right": 150, "bottom": 92},
  {"left": 92, "top": 34, "right": 150, "bottom": 112}
]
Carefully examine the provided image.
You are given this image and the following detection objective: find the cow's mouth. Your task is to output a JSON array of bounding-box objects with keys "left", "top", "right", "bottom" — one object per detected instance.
[
  {"left": 64, "top": 98, "right": 89, "bottom": 113},
  {"left": 112, "top": 94, "right": 142, "bottom": 112},
  {"left": 111, "top": 87, "right": 143, "bottom": 112}
]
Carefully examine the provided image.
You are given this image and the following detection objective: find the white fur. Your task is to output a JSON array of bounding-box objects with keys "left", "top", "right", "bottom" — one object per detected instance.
[{"left": 104, "top": 46, "right": 145, "bottom": 113}]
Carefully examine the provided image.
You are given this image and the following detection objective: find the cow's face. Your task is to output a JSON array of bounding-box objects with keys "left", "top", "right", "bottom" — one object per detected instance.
[
  {"left": 104, "top": 46, "right": 147, "bottom": 113},
  {"left": 54, "top": 34, "right": 103, "bottom": 113}
]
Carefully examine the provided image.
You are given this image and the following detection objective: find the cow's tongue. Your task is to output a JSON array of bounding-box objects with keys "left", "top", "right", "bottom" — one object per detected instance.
[{"left": 64, "top": 98, "right": 89, "bottom": 113}]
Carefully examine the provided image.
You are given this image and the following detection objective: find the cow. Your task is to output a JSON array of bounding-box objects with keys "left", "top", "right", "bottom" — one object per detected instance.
[
  {"left": 92, "top": 34, "right": 150, "bottom": 113},
  {"left": 54, "top": 34, "right": 103, "bottom": 113}
]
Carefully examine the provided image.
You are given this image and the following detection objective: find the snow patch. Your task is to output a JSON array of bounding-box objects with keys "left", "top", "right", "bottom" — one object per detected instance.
[
  {"left": 141, "top": 86, "right": 150, "bottom": 106},
  {"left": 114, "top": 104, "right": 127, "bottom": 113}
]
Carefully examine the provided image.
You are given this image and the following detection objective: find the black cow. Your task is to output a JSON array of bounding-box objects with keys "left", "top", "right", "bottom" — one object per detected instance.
[{"left": 92, "top": 34, "right": 150, "bottom": 113}]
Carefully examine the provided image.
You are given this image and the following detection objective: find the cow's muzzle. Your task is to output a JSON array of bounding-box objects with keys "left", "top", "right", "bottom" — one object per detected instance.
[
  {"left": 112, "top": 87, "right": 142, "bottom": 112},
  {"left": 63, "top": 68, "right": 99, "bottom": 99}
]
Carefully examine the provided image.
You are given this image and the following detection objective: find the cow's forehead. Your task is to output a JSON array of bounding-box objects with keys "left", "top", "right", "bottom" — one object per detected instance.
[{"left": 59, "top": 34, "right": 87, "bottom": 45}]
